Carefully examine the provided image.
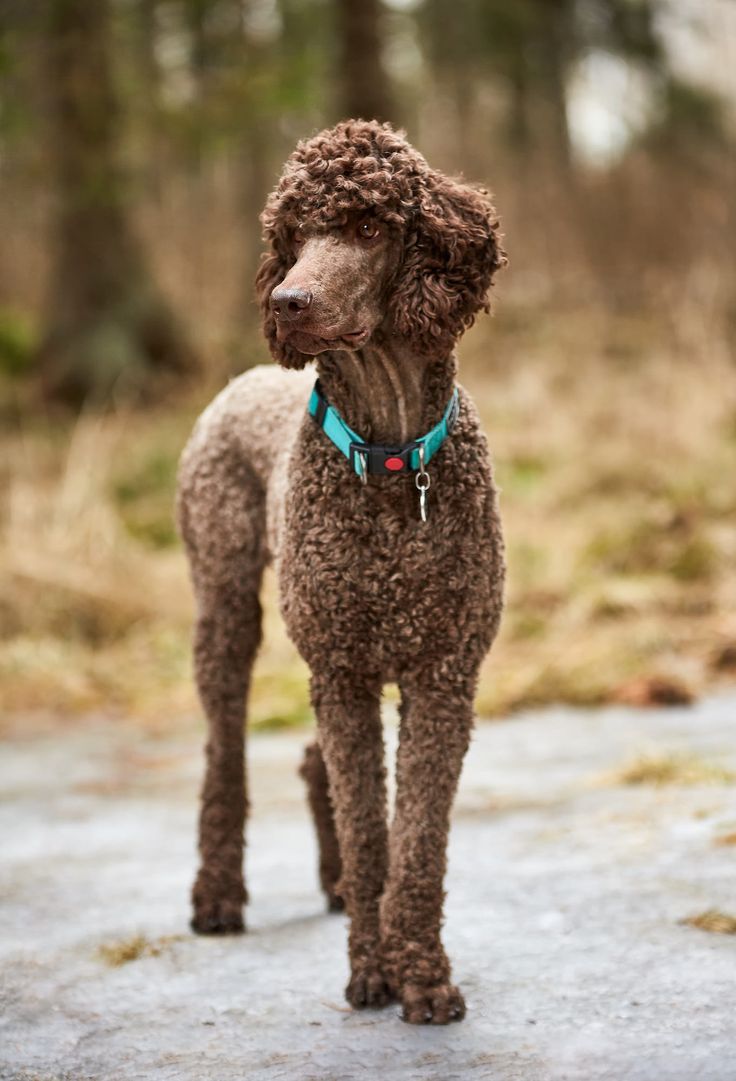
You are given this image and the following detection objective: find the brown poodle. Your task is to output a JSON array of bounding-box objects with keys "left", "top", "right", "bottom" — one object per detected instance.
[{"left": 177, "top": 119, "right": 506, "bottom": 1024}]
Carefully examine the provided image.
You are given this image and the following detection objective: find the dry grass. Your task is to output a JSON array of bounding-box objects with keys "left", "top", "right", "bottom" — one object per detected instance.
[
  {"left": 469, "top": 295, "right": 736, "bottom": 716},
  {"left": 97, "top": 933, "right": 185, "bottom": 966},
  {"left": 605, "top": 751, "right": 735, "bottom": 788},
  {"left": 1, "top": 292, "right": 736, "bottom": 729},
  {"left": 681, "top": 911, "right": 736, "bottom": 935}
]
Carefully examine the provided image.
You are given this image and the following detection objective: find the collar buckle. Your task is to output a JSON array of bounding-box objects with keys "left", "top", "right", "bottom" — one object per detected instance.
[{"left": 349, "top": 440, "right": 418, "bottom": 476}]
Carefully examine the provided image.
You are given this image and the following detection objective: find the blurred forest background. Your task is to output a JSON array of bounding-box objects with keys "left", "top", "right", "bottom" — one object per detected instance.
[{"left": 1, "top": 0, "right": 735, "bottom": 728}]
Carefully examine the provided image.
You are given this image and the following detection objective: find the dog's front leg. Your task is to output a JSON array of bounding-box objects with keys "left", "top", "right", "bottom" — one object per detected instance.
[
  {"left": 310, "top": 671, "right": 392, "bottom": 1009},
  {"left": 381, "top": 673, "right": 474, "bottom": 1024}
]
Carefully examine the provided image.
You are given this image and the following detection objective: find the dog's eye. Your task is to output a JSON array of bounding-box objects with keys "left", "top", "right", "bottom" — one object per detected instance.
[
  {"left": 293, "top": 226, "right": 305, "bottom": 248},
  {"left": 358, "top": 220, "right": 380, "bottom": 241}
]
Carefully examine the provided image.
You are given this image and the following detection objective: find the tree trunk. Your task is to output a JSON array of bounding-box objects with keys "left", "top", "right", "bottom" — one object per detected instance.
[
  {"left": 136, "top": 0, "right": 166, "bottom": 202},
  {"left": 239, "top": 121, "right": 271, "bottom": 331},
  {"left": 534, "top": 0, "right": 573, "bottom": 174},
  {"left": 334, "top": 0, "right": 395, "bottom": 124},
  {"left": 37, "top": 0, "right": 194, "bottom": 408}
]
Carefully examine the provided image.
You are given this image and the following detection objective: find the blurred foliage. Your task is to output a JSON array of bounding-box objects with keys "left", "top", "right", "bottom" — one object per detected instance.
[
  {"left": 645, "top": 77, "right": 729, "bottom": 156},
  {"left": 0, "top": 2, "right": 731, "bottom": 391},
  {"left": 419, "top": 0, "right": 665, "bottom": 166}
]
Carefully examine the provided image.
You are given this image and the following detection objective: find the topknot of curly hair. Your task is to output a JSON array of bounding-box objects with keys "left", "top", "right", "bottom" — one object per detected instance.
[{"left": 262, "top": 120, "right": 429, "bottom": 235}]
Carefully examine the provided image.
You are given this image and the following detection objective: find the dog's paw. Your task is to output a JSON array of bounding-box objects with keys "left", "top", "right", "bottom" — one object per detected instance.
[
  {"left": 191, "top": 871, "right": 247, "bottom": 935},
  {"left": 345, "top": 966, "right": 395, "bottom": 1009},
  {"left": 191, "top": 895, "right": 245, "bottom": 935},
  {"left": 399, "top": 982, "right": 466, "bottom": 1025}
]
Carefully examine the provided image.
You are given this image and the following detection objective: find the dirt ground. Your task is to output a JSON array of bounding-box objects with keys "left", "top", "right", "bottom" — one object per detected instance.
[{"left": 1, "top": 696, "right": 735, "bottom": 1081}]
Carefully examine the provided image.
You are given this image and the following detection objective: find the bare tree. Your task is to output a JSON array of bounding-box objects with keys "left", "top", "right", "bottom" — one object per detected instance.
[
  {"left": 334, "top": 0, "right": 395, "bottom": 123},
  {"left": 37, "top": 0, "right": 194, "bottom": 407}
]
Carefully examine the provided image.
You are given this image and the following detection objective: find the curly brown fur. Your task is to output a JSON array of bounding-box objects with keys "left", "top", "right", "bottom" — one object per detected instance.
[
  {"left": 299, "top": 742, "right": 344, "bottom": 912},
  {"left": 177, "top": 120, "right": 506, "bottom": 1023}
]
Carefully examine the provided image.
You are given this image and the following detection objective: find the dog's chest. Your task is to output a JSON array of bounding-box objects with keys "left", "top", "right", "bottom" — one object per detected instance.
[{"left": 278, "top": 463, "right": 503, "bottom": 675}]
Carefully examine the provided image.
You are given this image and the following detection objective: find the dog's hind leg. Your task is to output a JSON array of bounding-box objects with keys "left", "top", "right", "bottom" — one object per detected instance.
[
  {"left": 299, "top": 742, "right": 344, "bottom": 912},
  {"left": 178, "top": 452, "right": 266, "bottom": 935}
]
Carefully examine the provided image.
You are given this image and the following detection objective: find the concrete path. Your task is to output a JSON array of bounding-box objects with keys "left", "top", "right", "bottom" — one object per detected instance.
[{"left": 1, "top": 697, "right": 735, "bottom": 1081}]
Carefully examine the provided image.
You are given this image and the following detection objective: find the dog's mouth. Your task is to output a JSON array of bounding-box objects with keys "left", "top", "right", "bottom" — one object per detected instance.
[{"left": 277, "top": 325, "right": 370, "bottom": 354}]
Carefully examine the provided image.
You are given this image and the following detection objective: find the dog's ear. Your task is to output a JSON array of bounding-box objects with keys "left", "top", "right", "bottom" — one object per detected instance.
[
  {"left": 391, "top": 175, "right": 506, "bottom": 355},
  {"left": 254, "top": 210, "right": 308, "bottom": 371}
]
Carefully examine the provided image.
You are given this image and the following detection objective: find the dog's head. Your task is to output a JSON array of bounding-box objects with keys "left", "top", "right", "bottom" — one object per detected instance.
[{"left": 256, "top": 120, "right": 506, "bottom": 369}]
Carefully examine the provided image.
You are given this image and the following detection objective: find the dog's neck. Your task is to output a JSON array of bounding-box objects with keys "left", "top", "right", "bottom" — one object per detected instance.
[{"left": 316, "top": 340, "right": 457, "bottom": 446}]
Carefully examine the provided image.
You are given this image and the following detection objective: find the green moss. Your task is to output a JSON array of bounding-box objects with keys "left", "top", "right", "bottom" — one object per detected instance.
[
  {"left": 502, "top": 454, "right": 547, "bottom": 496},
  {"left": 509, "top": 540, "right": 547, "bottom": 581},
  {"left": 114, "top": 449, "right": 176, "bottom": 503},
  {"left": 249, "top": 666, "right": 312, "bottom": 730},
  {"left": 506, "top": 610, "right": 548, "bottom": 641},
  {"left": 670, "top": 537, "right": 718, "bottom": 582},
  {"left": 584, "top": 515, "right": 717, "bottom": 582},
  {"left": 112, "top": 448, "right": 179, "bottom": 549},
  {"left": 250, "top": 706, "right": 312, "bottom": 731},
  {"left": 0, "top": 308, "right": 36, "bottom": 376}
]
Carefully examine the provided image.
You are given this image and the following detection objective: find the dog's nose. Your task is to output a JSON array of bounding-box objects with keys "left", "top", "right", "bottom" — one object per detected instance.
[{"left": 270, "top": 286, "right": 313, "bottom": 322}]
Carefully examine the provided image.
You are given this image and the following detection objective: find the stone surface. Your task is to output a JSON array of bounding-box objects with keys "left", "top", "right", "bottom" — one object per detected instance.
[{"left": 1, "top": 696, "right": 735, "bottom": 1080}]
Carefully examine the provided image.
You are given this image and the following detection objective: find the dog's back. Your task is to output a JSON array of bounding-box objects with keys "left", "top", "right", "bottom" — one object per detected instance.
[{"left": 177, "top": 363, "right": 313, "bottom": 568}]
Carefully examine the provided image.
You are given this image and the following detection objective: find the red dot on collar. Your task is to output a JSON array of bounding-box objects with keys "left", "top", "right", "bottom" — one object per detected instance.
[{"left": 384, "top": 456, "right": 405, "bottom": 471}]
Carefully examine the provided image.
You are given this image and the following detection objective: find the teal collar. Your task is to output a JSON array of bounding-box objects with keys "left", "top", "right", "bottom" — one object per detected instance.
[{"left": 308, "top": 380, "right": 460, "bottom": 478}]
